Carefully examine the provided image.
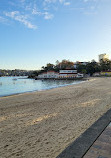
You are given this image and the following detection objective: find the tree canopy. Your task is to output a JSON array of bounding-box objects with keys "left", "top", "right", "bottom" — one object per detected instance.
[{"left": 29, "top": 59, "right": 111, "bottom": 78}]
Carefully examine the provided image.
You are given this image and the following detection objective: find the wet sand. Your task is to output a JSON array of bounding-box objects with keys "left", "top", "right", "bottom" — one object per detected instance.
[{"left": 0, "top": 77, "right": 111, "bottom": 158}]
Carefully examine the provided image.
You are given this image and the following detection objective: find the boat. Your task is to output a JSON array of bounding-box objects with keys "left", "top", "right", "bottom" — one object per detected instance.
[{"left": 12, "top": 78, "right": 17, "bottom": 81}]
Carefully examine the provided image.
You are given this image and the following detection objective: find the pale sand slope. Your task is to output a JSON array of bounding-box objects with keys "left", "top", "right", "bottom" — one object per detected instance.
[{"left": 0, "top": 77, "right": 111, "bottom": 158}]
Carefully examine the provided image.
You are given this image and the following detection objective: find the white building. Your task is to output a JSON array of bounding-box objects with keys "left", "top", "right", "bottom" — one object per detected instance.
[
  {"left": 37, "top": 71, "right": 59, "bottom": 79},
  {"left": 37, "top": 70, "right": 83, "bottom": 79},
  {"left": 99, "top": 54, "right": 109, "bottom": 62},
  {"left": 59, "top": 70, "right": 78, "bottom": 78}
]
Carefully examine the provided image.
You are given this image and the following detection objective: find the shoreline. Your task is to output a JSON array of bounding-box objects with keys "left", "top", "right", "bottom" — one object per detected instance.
[
  {"left": 0, "top": 79, "right": 86, "bottom": 98},
  {"left": 1, "top": 77, "right": 111, "bottom": 158}
]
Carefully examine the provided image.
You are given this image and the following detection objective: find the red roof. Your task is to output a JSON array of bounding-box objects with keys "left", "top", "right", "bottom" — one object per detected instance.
[
  {"left": 47, "top": 71, "right": 56, "bottom": 73},
  {"left": 42, "top": 72, "right": 47, "bottom": 74},
  {"left": 41, "top": 71, "right": 58, "bottom": 74}
]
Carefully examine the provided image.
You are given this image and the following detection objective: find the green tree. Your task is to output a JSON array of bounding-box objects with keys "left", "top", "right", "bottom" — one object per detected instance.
[
  {"left": 58, "top": 59, "right": 74, "bottom": 69},
  {"left": 77, "top": 65, "right": 86, "bottom": 73},
  {"left": 100, "top": 59, "right": 111, "bottom": 71},
  {"left": 41, "top": 63, "right": 54, "bottom": 71},
  {"left": 86, "top": 61, "right": 101, "bottom": 75}
]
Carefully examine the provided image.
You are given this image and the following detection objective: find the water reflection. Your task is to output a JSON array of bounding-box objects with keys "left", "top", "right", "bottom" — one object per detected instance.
[
  {"left": 0, "top": 82, "right": 2, "bottom": 86},
  {"left": 0, "top": 76, "right": 83, "bottom": 97}
]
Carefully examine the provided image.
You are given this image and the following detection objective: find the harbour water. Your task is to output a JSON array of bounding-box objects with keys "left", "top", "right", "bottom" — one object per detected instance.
[{"left": 0, "top": 76, "right": 83, "bottom": 97}]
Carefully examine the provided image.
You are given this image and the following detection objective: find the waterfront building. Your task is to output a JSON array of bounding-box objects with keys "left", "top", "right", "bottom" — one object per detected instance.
[
  {"left": 37, "top": 70, "right": 83, "bottom": 79},
  {"left": 37, "top": 71, "right": 59, "bottom": 79},
  {"left": 59, "top": 70, "right": 77, "bottom": 78}
]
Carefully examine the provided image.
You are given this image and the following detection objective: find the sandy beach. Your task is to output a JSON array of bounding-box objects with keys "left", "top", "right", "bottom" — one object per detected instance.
[{"left": 0, "top": 77, "right": 111, "bottom": 158}]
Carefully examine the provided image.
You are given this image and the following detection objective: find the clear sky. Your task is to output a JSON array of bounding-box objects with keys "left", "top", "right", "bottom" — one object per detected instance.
[{"left": 0, "top": 0, "right": 111, "bottom": 70}]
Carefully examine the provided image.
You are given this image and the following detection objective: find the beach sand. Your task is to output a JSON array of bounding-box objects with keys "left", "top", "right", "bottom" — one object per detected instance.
[{"left": 0, "top": 77, "right": 111, "bottom": 158}]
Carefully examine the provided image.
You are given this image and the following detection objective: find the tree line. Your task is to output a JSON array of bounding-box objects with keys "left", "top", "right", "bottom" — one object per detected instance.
[{"left": 30, "top": 59, "right": 111, "bottom": 78}]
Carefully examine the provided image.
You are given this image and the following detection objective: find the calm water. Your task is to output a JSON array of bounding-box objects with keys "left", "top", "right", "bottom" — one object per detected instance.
[{"left": 0, "top": 76, "right": 83, "bottom": 97}]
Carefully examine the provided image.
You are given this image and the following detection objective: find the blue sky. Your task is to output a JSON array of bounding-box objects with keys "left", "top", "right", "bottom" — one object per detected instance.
[{"left": 0, "top": 0, "right": 111, "bottom": 70}]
